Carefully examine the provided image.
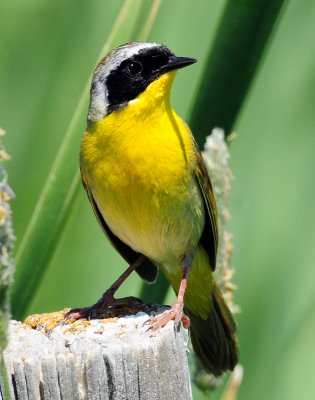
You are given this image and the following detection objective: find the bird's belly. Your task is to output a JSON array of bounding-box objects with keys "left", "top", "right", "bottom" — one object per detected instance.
[
  {"left": 92, "top": 173, "right": 205, "bottom": 264},
  {"left": 81, "top": 103, "right": 204, "bottom": 264}
]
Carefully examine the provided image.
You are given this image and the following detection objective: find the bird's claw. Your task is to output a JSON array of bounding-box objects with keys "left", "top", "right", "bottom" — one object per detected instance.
[{"left": 145, "top": 303, "right": 190, "bottom": 331}]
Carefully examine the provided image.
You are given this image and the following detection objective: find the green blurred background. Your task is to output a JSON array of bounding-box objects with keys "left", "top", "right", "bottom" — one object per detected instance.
[{"left": 1, "top": 0, "right": 315, "bottom": 399}]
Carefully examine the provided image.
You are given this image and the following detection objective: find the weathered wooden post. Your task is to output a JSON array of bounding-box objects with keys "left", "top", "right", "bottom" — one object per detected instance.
[{"left": 3, "top": 309, "right": 192, "bottom": 400}]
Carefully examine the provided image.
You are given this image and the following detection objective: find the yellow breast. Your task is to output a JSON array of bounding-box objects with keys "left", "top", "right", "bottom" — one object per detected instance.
[{"left": 80, "top": 72, "right": 205, "bottom": 263}]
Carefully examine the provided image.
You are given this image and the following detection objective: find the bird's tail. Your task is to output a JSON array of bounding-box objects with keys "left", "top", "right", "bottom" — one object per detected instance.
[{"left": 185, "top": 281, "right": 238, "bottom": 376}]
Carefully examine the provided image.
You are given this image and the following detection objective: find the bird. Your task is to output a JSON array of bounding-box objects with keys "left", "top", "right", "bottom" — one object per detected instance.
[{"left": 71, "top": 42, "right": 238, "bottom": 376}]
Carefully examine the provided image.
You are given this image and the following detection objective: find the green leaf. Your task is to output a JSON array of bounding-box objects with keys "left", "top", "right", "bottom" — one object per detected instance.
[{"left": 189, "top": 0, "right": 286, "bottom": 144}]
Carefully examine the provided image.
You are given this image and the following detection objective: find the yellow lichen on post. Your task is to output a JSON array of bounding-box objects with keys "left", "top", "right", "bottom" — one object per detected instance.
[{"left": 24, "top": 309, "right": 71, "bottom": 331}]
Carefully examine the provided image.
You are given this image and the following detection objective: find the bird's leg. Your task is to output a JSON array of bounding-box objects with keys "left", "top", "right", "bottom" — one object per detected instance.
[
  {"left": 149, "top": 262, "right": 190, "bottom": 330},
  {"left": 67, "top": 255, "right": 146, "bottom": 321}
]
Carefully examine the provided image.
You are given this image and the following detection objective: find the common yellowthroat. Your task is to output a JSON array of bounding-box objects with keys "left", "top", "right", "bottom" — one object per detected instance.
[{"left": 72, "top": 42, "right": 238, "bottom": 376}]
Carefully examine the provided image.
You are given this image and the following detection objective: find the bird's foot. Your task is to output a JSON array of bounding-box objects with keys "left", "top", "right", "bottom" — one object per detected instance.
[
  {"left": 66, "top": 292, "right": 144, "bottom": 322},
  {"left": 148, "top": 300, "right": 190, "bottom": 330}
]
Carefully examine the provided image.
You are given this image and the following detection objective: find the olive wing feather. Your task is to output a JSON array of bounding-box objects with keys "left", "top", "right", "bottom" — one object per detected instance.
[{"left": 194, "top": 145, "right": 219, "bottom": 271}]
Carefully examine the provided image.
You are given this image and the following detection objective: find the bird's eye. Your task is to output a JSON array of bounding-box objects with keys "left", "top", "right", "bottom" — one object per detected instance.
[{"left": 127, "top": 61, "right": 143, "bottom": 75}]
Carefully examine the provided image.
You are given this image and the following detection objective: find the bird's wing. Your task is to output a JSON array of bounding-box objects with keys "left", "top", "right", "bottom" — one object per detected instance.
[
  {"left": 81, "top": 173, "right": 158, "bottom": 283},
  {"left": 194, "top": 144, "right": 219, "bottom": 271}
]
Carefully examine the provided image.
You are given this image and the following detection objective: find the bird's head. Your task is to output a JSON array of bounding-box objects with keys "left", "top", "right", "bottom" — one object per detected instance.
[{"left": 88, "top": 42, "right": 196, "bottom": 123}]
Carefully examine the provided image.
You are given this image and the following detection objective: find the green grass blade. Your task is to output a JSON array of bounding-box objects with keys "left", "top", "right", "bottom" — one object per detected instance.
[
  {"left": 10, "top": 0, "right": 147, "bottom": 320},
  {"left": 137, "top": 0, "right": 162, "bottom": 41},
  {"left": 189, "top": 0, "right": 286, "bottom": 144}
]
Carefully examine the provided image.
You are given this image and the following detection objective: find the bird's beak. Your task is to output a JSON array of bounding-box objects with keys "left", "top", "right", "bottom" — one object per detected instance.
[{"left": 160, "top": 56, "right": 197, "bottom": 73}]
